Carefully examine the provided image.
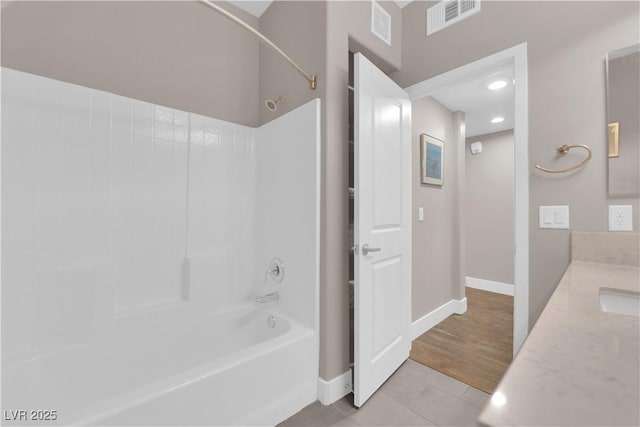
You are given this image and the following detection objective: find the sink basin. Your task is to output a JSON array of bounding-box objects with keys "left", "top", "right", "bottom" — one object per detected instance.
[{"left": 600, "top": 288, "right": 640, "bottom": 318}]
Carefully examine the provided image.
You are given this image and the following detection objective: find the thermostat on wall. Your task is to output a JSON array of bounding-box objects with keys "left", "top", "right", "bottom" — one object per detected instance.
[{"left": 470, "top": 141, "right": 483, "bottom": 155}]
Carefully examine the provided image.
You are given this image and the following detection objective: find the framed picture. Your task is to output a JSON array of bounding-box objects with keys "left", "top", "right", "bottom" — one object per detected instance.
[{"left": 420, "top": 133, "right": 444, "bottom": 186}]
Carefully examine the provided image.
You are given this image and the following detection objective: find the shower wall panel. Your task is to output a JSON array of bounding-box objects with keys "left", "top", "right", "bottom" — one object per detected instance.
[
  {"left": 1, "top": 68, "right": 256, "bottom": 364},
  {"left": 187, "top": 113, "right": 256, "bottom": 310},
  {"left": 255, "top": 99, "right": 321, "bottom": 331}
]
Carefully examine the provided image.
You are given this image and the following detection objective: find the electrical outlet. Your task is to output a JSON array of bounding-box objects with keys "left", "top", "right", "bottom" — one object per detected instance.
[{"left": 609, "top": 205, "right": 633, "bottom": 231}]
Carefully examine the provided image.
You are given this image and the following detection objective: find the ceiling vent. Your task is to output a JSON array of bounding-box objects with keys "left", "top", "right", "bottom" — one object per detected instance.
[
  {"left": 371, "top": 0, "right": 392, "bottom": 46},
  {"left": 426, "top": 0, "right": 481, "bottom": 36}
]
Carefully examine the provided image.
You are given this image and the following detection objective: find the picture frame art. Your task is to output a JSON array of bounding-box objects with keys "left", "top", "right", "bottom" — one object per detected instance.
[{"left": 420, "top": 133, "right": 444, "bottom": 186}]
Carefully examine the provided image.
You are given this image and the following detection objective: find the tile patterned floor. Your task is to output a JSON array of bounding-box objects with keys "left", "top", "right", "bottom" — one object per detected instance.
[{"left": 280, "top": 359, "right": 490, "bottom": 427}]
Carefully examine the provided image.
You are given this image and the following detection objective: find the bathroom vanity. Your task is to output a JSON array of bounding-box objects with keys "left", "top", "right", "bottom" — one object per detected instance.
[{"left": 478, "top": 231, "right": 640, "bottom": 427}]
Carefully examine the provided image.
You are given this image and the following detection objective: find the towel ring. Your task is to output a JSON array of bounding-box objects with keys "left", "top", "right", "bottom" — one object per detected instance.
[{"left": 535, "top": 144, "right": 592, "bottom": 174}]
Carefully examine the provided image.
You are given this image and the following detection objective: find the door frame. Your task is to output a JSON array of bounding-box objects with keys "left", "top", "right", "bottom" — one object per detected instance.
[{"left": 404, "top": 43, "right": 529, "bottom": 355}]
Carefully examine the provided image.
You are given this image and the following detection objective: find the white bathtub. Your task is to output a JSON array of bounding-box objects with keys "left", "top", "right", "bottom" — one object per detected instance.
[
  {"left": 2, "top": 306, "right": 318, "bottom": 426},
  {"left": 3, "top": 70, "right": 321, "bottom": 427}
]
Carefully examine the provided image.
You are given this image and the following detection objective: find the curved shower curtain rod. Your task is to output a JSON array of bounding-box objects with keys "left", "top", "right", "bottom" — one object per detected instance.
[{"left": 199, "top": 0, "right": 317, "bottom": 90}]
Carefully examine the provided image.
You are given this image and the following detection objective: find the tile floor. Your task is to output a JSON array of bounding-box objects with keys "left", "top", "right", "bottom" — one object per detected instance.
[{"left": 280, "top": 359, "right": 490, "bottom": 427}]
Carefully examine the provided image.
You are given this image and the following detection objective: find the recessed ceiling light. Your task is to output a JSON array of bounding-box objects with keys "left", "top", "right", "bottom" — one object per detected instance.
[
  {"left": 491, "top": 117, "right": 505, "bottom": 124},
  {"left": 488, "top": 80, "right": 507, "bottom": 90}
]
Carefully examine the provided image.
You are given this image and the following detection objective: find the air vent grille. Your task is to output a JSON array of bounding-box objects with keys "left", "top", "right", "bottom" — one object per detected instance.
[
  {"left": 427, "top": 0, "right": 480, "bottom": 35},
  {"left": 444, "top": 0, "right": 458, "bottom": 21},
  {"left": 461, "top": 0, "right": 476, "bottom": 13},
  {"left": 371, "top": 0, "right": 392, "bottom": 46}
]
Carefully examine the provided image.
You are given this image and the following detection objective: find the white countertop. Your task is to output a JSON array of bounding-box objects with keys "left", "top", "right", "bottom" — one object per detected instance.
[{"left": 478, "top": 260, "right": 640, "bottom": 426}]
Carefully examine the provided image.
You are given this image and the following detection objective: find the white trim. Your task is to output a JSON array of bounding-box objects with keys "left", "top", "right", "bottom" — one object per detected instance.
[
  {"left": 405, "top": 43, "right": 529, "bottom": 356},
  {"left": 466, "top": 276, "right": 514, "bottom": 296},
  {"left": 317, "top": 370, "right": 352, "bottom": 405},
  {"left": 313, "top": 99, "right": 322, "bottom": 402},
  {"left": 394, "top": 0, "right": 413, "bottom": 8},
  {"left": 411, "top": 298, "right": 467, "bottom": 340},
  {"left": 512, "top": 43, "right": 529, "bottom": 356},
  {"left": 608, "top": 43, "right": 640, "bottom": 60}
]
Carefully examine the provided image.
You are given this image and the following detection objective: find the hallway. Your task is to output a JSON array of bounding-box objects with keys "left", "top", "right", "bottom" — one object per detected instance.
[{"left": 410, "top": 288, "right": 513, "bottom": 393}]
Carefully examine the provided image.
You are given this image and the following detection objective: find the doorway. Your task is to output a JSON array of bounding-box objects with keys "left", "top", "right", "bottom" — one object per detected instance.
[
  {"left": 410, "top": 62, "right": 516, "bottom": 393},
  {"left": 405, "top": 43, "right": 529, "bottom": 357},
  {"left": 347, "top": 43, "right": 528, "bottom": 405},
  {"left": 350, "top": 52, "right": 413, "bottom": 407}
]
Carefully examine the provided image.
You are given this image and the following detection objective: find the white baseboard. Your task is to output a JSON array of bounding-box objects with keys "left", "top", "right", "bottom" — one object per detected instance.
[
  {"left": 317, "top": 369, "right": 352, "bottom": 405},
  {"left": 411, "top": 297, "right": 467, "bottom": 340},
  {"left": 466, "top": 276, "right": 514, "bottom": 296}
]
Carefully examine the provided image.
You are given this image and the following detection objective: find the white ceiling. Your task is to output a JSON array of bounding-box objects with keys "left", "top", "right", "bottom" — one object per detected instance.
[
  {"left": 431, "top": 66, "right": 515, "bottom": 138},
  {"left": 228, "top": 0, "right": 413, "bottom": 18},
  {"left": 227, "top": 0, "right": 273, "bottom": 17},
  {"left": 393, "top": 0, "right": 414, "bottom": 8}
]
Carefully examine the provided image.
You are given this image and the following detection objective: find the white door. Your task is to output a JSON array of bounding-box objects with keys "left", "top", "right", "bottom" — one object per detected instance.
[{"left": 354, "top": 53, "right": 412, "bottom": 407}]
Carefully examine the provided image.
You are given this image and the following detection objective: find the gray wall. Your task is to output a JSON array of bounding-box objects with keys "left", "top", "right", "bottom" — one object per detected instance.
[
  {"left": 411, "top": 98, "right": 468, "bottom": 321},
  {"left": 321, "top": 0, "right": 402, "bottom": 380},
  {"left": 258, "top": 1, "right": 326, "bottom": 126},
  {"left": 411, "top": 97, "right": 455, "bottom": 319},
  {"left": 465, "top": 130, "right": 515, "bottom": 285},
  {"left": 451, "top": 111, "right": 466, "bottom": 302},
  {"left": 1, "top": 1, "right": 260, "bottom": 126},
  {"left": 393, "top": 0, "right": 640, "bottom": 327}
]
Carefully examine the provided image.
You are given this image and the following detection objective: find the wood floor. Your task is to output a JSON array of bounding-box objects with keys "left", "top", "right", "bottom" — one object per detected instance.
[{"left": 410, "top": 287, "right": 513, "bottom": 394}]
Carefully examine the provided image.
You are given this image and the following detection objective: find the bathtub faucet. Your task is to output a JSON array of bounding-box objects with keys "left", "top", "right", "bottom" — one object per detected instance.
[{"left": 255, "top": 292, "right": 279, "bottom": 306}]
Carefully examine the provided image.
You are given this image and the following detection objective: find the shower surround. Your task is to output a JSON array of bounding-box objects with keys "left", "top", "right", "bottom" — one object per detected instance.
[{"left": 1, "top": 68, "right": 320, "bottom": 426}]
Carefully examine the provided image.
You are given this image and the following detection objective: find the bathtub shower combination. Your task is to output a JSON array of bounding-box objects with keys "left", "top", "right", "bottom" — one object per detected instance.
[{"left": 1, "top": 68, "right": 321, "bottom": 426}]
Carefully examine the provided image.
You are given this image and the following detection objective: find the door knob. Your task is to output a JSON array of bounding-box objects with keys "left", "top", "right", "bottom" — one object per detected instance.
[{"left": 361, "top": 244, "right": 381, "bottom": 255}]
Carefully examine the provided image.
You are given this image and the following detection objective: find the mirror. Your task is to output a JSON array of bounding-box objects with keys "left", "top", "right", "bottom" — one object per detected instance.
[{"left": 606, "top": 44, "right": 639, "bottom": 197}]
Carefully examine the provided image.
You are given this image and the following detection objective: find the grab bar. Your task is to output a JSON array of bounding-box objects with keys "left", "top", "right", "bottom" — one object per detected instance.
[{"left": 535, "top": 144, "right": 592, "bottom": 174}]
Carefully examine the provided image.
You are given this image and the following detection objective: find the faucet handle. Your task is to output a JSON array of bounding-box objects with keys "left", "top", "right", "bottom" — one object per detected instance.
[
  {"left": 268, "top": 265, "right": 280, "bottom": 274},
  {"left": 266, "top": 258, "right": 285, "bottom": 283}
]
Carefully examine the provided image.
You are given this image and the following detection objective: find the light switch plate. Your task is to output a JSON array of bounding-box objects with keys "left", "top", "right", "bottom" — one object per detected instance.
[
  {"left": 418, "top": 207, "right": 424, "bottom": 222},
  {"left": 609, "top": 205, "right": 633, "bottom": 231},
  {"left": 539, "top": 206, "right": 570, "bottom": 229}
]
